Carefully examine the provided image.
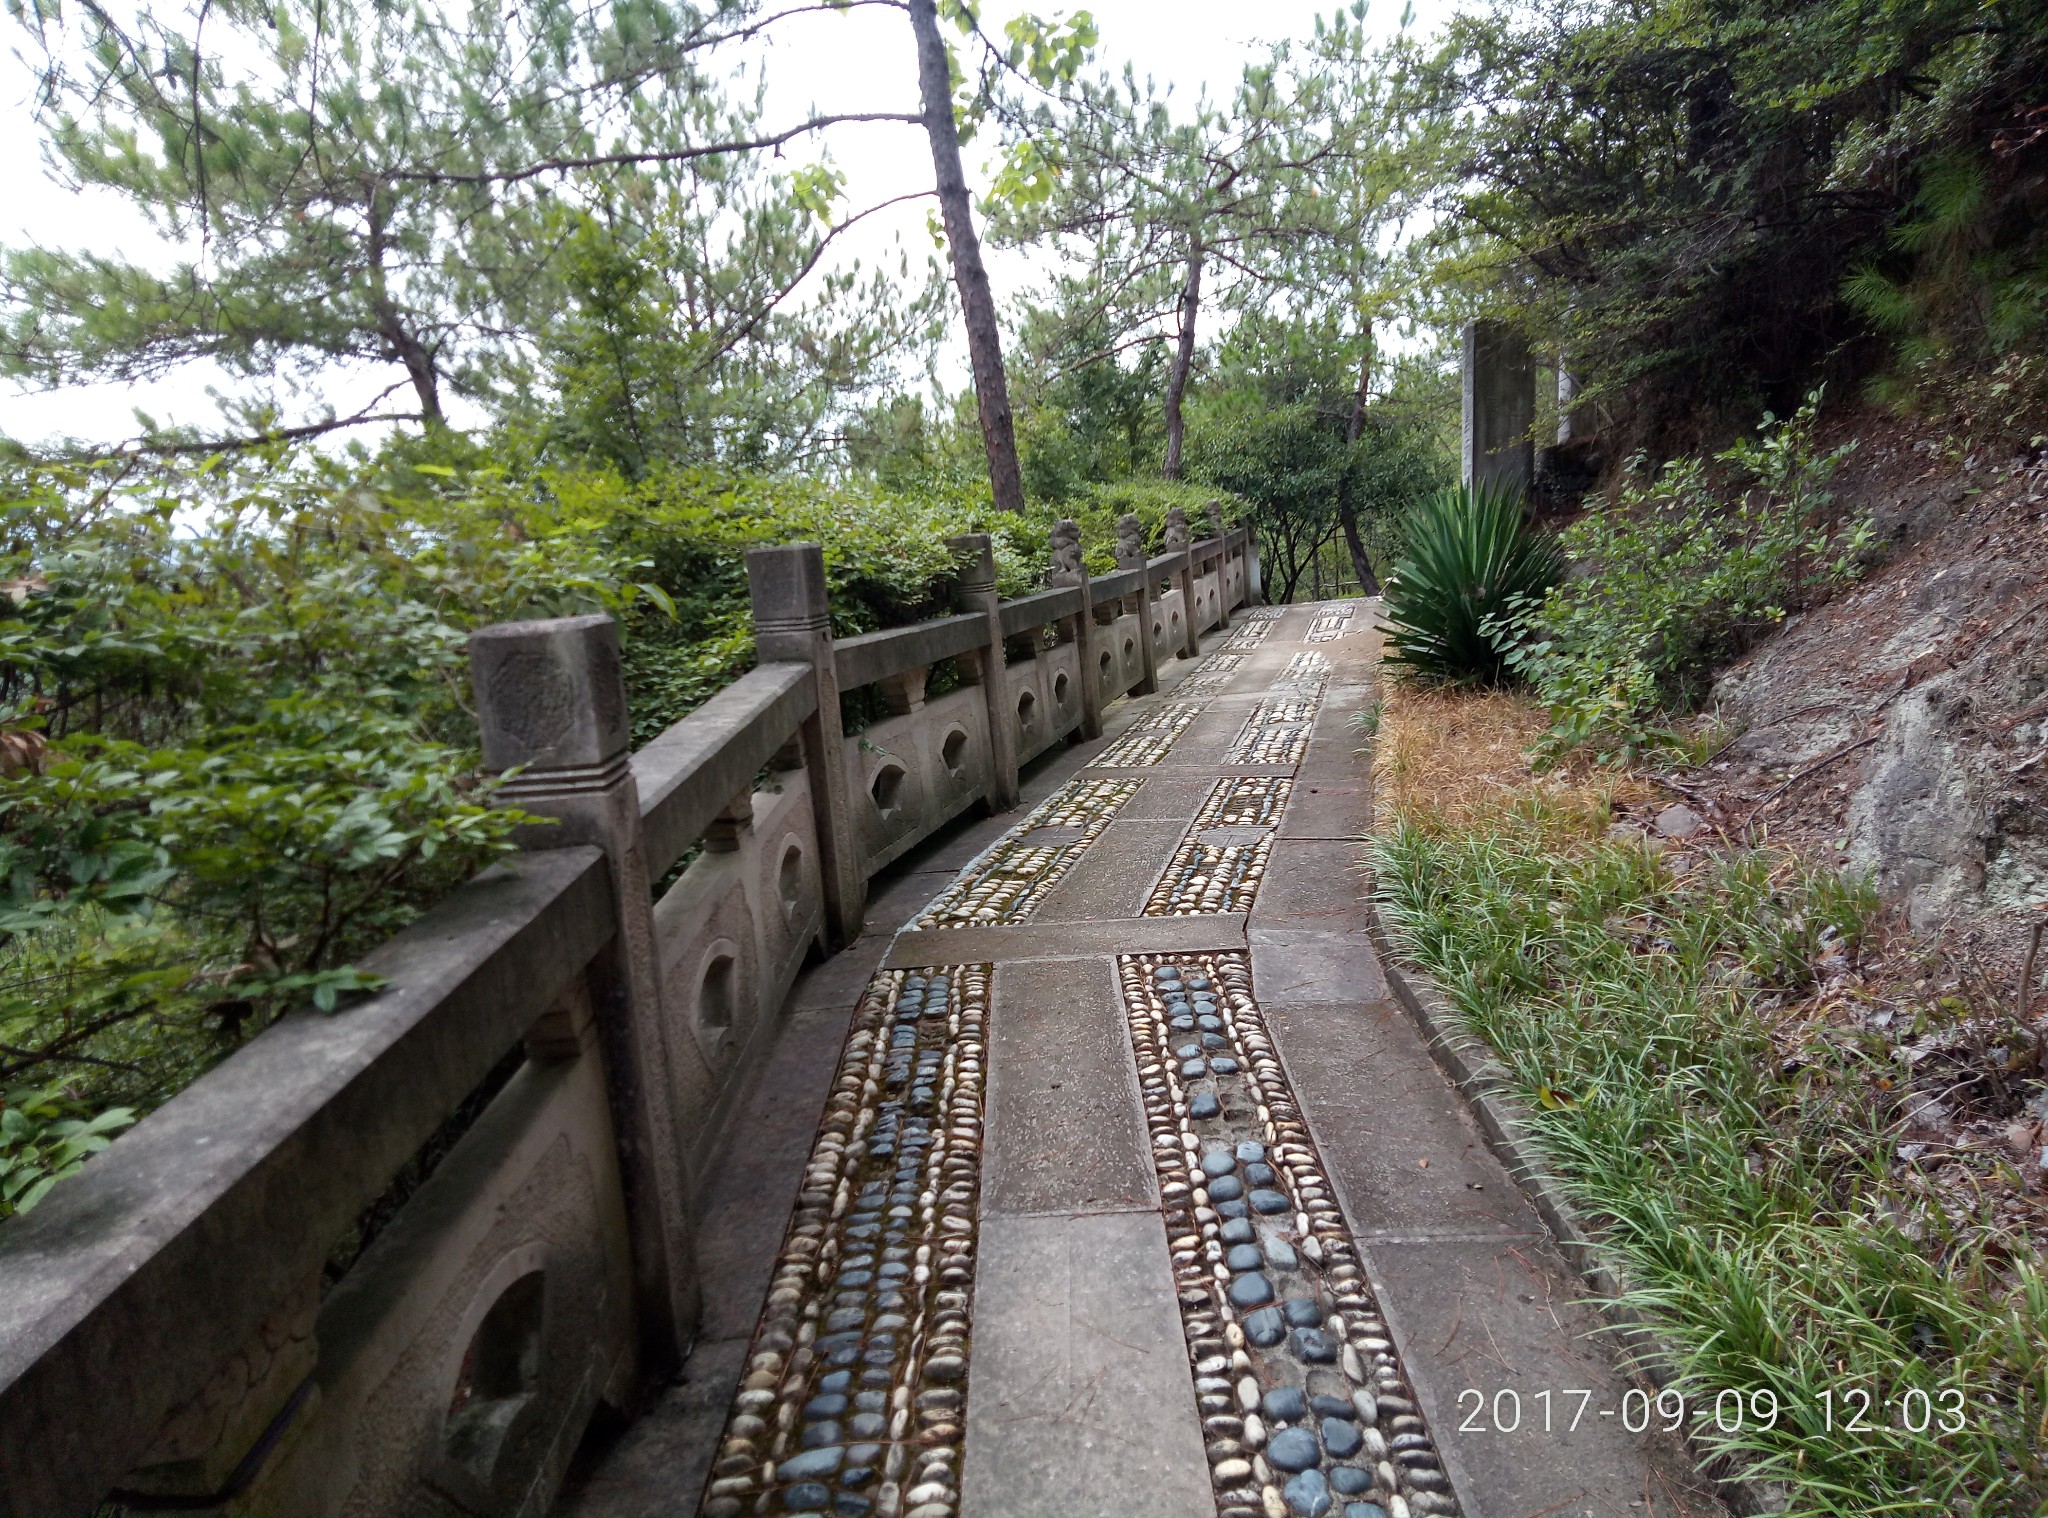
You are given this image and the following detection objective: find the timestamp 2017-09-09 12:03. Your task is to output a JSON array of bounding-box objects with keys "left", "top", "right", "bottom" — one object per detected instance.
[{"left": 1453, "top": 1385, "right": 1974, "bottom": 1440}]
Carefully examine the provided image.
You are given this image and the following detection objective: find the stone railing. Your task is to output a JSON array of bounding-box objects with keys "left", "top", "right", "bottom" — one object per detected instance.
[{"left": 0, "top": 516, "right": 1258, "bottom": 1518}]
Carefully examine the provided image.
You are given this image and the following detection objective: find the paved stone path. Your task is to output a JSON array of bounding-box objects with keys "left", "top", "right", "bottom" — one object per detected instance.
[{"left": 556, "top": 602, "right": 1720, "bottom": 1518}]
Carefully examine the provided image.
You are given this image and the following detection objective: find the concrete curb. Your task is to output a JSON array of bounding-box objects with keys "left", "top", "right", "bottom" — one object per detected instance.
[{"left": 1360, "top": 891, "right": 1789, "bottom": 1517}]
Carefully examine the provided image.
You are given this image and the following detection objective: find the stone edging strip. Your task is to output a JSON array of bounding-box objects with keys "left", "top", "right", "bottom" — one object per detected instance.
[{"left": 1359, "top": 896, "right": 1788, "bottom": 1518}]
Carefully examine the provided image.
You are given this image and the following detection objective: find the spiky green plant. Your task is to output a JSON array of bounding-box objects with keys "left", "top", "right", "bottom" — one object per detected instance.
[{"left": 1382, "top": 483, "right": 1565, "bottom": 683}]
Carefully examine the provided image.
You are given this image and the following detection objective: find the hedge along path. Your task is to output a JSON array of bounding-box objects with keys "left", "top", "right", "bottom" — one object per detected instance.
[{"left": 639, "top": 601, "right": 1721, "bottom": 1518}]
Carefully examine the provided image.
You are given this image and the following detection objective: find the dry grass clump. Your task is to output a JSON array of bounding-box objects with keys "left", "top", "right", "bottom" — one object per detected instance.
[{"left": 1369, "top": 678, "right": 1650, "bottom": 836}]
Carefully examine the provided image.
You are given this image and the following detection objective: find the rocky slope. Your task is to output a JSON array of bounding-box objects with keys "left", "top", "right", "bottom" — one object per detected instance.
[{"left": 1680, "top": 412, "right": 2046, "bottom": 967}]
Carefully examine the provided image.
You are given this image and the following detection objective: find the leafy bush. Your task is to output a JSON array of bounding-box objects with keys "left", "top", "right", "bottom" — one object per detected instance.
[
  {"left": 1432, "top": 0, "right": 2048, "bottom": 447},
  {"left": 1, "top": 1086, "right": 135, "bottom": 1218},
  {"left": 1382, "top": 483, "right": 1565, "bottom": 683},
  {"left": 543, "top": 466, "right": 1069, "bottom": 739},
  {"left": 0, "top": 455, "right": 645, "bottom": 1164},
  {"left": 1503, "top": 396, "right": 1872, "bottom": 761},
  {"left": 0, "top": 447, "right": 1069, "bottom": 1209}
]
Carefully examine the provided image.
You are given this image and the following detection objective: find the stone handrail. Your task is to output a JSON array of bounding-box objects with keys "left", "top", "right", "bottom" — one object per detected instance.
[
  {"left": 636, "top": 661, "right": 817, "bottom": 881},
  {"left": 0, "top": 847, "right": 611, "bottom": 1515},
  {"left": 1088, "top": 565, "right": 1144, "bottom": 604},
  {"left": 0, "top": 519, "right": 1262, "bottom": 1518},
  {"left": 831, "top": 611, "right": 985, "bottom": 693},
  {"left": 996, "top": 583, "right": 1084, "bottom": 640}
]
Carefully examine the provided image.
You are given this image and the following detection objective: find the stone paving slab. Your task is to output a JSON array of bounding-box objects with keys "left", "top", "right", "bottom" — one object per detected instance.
[
  {"left": 1359, "top": 1238, "right": 1720, "bottom": 1518},
  {"left": 1260, "top": 1001, "right": 1540, "bottom": 1243},
  {"left": 694, "top": 1002, "right": 868, "bottom": 1342},
  {"left": 984, "top": 957, "right": 1154, "bottom": 1216},
  {"left": 1030, "top": 818, "right": 1188, "bottom": 922},
  {"left": 959, "top": 1210, "right": 1214, "bottom": 1518},
  {"left": 1115, "top": 773, "right": 1238, "bottom": 821},
  {"left": 1247, "top": 927, "right": 1390, "bottom": 1007},
  {"left": 1253, "top": 840, "right": 1374, "bottom": 926},
  {"left": 1277, "top": 784, "right": 1375, "bottom": 843}
]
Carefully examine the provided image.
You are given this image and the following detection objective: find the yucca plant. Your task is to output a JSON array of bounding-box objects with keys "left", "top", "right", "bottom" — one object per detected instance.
[{"left": 1382, "top": 483, "right": 1564, "bottom": 683}]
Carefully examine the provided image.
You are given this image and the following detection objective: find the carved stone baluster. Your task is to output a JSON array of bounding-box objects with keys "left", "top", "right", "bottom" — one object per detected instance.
[
  {"left": 468, "top": 612, "right": 696, "bottom": 1378},
  {"left": 747, "top": 543, "right": 865, "bottom": 948},
  {"left": 1116, "top": 512, "right": 1160, "bottom": 697},
  {"left": 1164, "top": 505, "right": 1199, "bottom": 659},
  {"left": 1047, "top": 518, "right": 1102, "bottom": 740},
  {"left": 948, "top": 532, "right": 1021, "bottom": 811}
]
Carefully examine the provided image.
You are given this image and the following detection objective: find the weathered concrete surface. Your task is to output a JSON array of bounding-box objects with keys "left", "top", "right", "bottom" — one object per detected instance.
[
  {"left": 1264, "top": 1000, "right": 1535, "bottom": 1241},
  {"left": 985, "top": 957, "right": 1153, "bottom": 1216},
  {"left": 959, "top": 1211, "right": 1213, "bottom": 1518},
  {"left": 1362, "top": 1239, "right": 1719, "bottom": 1518}
]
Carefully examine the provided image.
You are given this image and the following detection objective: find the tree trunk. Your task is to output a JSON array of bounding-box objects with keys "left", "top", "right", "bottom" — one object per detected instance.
[
  {"left": 1332, "top": 341, "right": 1380, "bottom": 595},
  {"left": 367, "top": 194, "right": 444, "bottom": 425},
  {"left": 1161, "top": 241, "right": 1203, "bottom": 481},
  {"left": 907, "top": 0, "right": 1026, "bottom": 513}
]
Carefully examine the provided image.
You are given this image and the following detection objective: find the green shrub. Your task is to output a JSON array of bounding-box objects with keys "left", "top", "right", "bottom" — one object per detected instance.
[
  {"left": 0, "top": 454, "right": 634, "bottom": 1159},
  {"left": 1382, "top": 483, "right": 1565, "bottom": 683},
  {"left": 0, "top": 444, "right": 1086, "bottom": 1212},
  {"left": 1504, "top": 395, "right": 1873, "bottom": 762},
  {"left": 1, "top": 1086, "right": 135, "bottom": 1218}
]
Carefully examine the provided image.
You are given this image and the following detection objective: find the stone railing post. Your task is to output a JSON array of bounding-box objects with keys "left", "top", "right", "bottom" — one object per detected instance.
[
  {"left": 1205, "top": 500, "right": 1232, "bottom": 631},
  {"left": 1164, "top": 506, "right": 1199, "bottom": 659},
  {"left": 1245, "top": 524, "right": 1265, "bottom": 605},
  {"left": 469, "top": 612, "right": 695, "bottom": 1378},
  {"left": 747, "top": 543, "right": 866, "bottom": 948},
  {"left": 1047, "top": 518, "right": 1103, "bottom": 741},
  {"left": 1115, "top": 512, "right": 1160, "bottom": 696},
  {"left": 948, "top": 532, "right": 1022, "bottom": 811}
]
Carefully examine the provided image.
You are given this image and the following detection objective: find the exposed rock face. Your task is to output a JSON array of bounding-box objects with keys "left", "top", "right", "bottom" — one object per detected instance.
[
  {"left": 1705, "top": 429, "right": 2048, "bottom": 934},
  {"left": 1844, "top": 682, "right": 1996, "bottom": 927}
]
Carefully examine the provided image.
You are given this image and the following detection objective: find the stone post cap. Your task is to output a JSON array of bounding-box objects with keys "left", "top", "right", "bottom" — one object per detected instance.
[
  {"left": 747, "top": 543, "right": 831, "bottom": 648},
  {"left": 1115, "top": 513, "right": 1145, "bottom": 568},
  {"left": 946, "top": 533, "right": 997, "bottom": 595},
  {"left": 1163, "top": 506, "right": 1191, "bottom": 553},
  {"left": 1047, "top": 519, "right": 1084, "bottom": 587},
  {"left": 470, "top": 613, "right": 630, "bottom": 773}
]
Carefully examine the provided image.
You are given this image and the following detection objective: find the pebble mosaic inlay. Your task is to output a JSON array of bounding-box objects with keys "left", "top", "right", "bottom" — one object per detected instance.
[
  {"left": 1089, "top": 698, "right": 1208, "bottom": 768},
  {"left": 1305, "top": 605, "right": 1356, "bottom": 643},
  {"left": 1224, "top": 618, "right": 1275, "bottom": 650},
  {"left": 1176, "top": 671, "right": 1237, "bottom": 698},
  {"left": 1117, "top": 953, "right": 1459, "bottom": 1518},
  {"left": 1277, "top": 652, "right": 1330, "bottom": 691},
  {"left": 700, "top": 964, "right": 991, "bottom": 1518},
  {"left": 913, "top": 776, "right": 1141, "bottom": 928},
  {"left": 1237, "top": 607, "right": 1284, "bottom": 621},
  {"left": 1144, "top": 777, "right": 1292, "bottom": 916},
  {"left": 1224, "top": 698, "right": 1319, "bottom": 767}
]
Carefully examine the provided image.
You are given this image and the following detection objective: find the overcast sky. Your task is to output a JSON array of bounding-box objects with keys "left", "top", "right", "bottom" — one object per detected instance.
[{"left": 0, "top": 0, "right": 1457, "bottom": 450}]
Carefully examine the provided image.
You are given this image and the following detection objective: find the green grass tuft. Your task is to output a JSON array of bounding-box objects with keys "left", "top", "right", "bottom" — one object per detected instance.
[{"left": 1371, "top": 803, "right": 2048, "bottom": 1513}]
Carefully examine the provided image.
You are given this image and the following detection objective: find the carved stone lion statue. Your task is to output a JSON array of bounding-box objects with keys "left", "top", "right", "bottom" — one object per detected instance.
[
  {"left": 1206, "top": 499, "right": 1225, "bottom": 539},
  {"left": 1116, "top": 513, "right": 1145, "bottom": 567},
  {"left": 1047, "top": 518, "right": 1084, "bottom": 586},
  {"left": 1163, "top": 506, "right": 1191, "bottom": 553}
]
